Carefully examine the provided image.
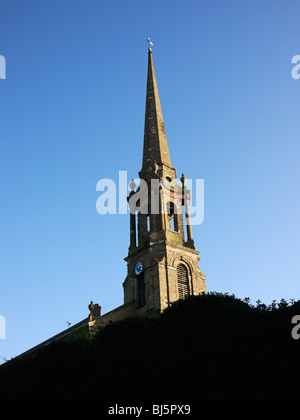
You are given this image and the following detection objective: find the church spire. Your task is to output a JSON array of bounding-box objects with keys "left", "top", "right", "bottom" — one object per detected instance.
[
  {"left": 141, "top": 47, "right": 172, "bottom": 173},
  {"left": 123, "top": 43, "right": 207, "bottom": 315}
]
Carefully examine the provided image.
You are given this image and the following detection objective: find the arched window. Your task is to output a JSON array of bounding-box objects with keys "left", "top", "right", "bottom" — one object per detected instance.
[{"left": 177, "top": 264, "right": 190, "bottom": 299}]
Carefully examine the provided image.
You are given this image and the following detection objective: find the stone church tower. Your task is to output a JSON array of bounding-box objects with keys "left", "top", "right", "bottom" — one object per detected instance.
[
  {"left": 123, "top": 47, "right": 206, "bottom": 316},
  {"left": 15, "top": 46, "right": 207, "bottom": 360}
]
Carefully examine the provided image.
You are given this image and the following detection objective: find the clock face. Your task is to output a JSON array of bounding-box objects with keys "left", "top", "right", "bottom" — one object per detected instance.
[{"left": 135, "top": 261, "right": 144, "bottom": 276}]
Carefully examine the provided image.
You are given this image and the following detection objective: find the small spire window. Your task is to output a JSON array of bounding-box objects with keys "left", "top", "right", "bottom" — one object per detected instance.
[{"left": 166, "top": 202, "right": 179, "bottom": 232}]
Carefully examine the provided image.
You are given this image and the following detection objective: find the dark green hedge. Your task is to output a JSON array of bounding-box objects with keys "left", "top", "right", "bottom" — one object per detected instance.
[{"left": 1, "top": 292, "right": 299, "bottom": 400}]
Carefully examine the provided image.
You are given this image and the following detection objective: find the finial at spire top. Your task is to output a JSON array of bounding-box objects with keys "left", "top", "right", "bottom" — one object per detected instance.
[{"left": 146, "top": 37, "right": 153, "bottom": 52}]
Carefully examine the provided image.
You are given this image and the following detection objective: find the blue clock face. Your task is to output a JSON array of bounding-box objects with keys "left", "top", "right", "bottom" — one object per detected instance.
[{"left": 135, "top": 261, "right": 144, "bottom": 275}]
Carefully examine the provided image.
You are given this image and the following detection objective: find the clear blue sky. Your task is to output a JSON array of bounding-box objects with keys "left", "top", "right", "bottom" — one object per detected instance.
[{"left": 1, "top": 0, "right": 299, "bottom": 362}]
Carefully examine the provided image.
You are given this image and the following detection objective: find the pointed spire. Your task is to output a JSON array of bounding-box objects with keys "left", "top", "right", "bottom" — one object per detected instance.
[{"left": 142, "top": 49, "right": 172, "bottom": 172}]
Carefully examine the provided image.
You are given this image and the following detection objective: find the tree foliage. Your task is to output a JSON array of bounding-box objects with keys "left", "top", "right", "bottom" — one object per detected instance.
[{"left": 0, "top": 292, "right": 299, "bottom": 400}]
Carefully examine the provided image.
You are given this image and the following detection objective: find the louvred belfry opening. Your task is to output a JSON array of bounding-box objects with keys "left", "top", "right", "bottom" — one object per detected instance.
[{"left": 177, "top": 264, "right": 190, "bottom": 300}]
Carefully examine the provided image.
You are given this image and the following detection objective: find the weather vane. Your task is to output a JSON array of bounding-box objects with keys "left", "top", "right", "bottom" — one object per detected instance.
[{"left": 146, "top": 37, "right": 153, "bottom": 51}]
